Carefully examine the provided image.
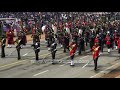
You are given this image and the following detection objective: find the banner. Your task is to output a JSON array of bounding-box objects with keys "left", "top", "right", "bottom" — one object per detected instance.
[{"left": 3, "top": 24, "right": 9, "bottom": 31}]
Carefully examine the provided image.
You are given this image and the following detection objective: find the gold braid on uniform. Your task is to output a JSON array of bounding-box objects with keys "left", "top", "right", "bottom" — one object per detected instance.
[
  {"left": 92, "top": 46, "right": 100, "bottom": 54},
  {"left": 69, "top": 44, "right": 76, "bottom": 52},
  {"left": 14, "top": 38, "right": 19, "bottom": 44}
]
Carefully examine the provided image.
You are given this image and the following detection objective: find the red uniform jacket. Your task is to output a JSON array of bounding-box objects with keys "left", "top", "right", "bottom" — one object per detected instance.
[
  {"left": 59, "top": 24, "right": 63, "bottom": 30},
  {"left": 6, "top": 30, "right": 14, "bottom": 44},
  {"left": 92, "top": 46, "right": 100, "bottom": 59},
  {"left": 94, "top": 37, "right": 99, "bottom": 43},
  {"left": 105, "top": 36, "right": 110, "bottom": 45},
  {"left": 32, "top": 28, "right": 35, "bottom": 34},
  {"left": 117, "top": 39, "right": 120, "bottom": 49},
  {"left": 69, "top": 43, "right": 77, "bottom": 56},
  {"left": 68, "top": 21, "right": 72, "bottom": 29}
]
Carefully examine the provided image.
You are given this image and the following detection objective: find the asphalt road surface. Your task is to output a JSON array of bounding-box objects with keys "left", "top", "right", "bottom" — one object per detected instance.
[{"left": 0, "top": 39, "right": 120, "bottom": 78}]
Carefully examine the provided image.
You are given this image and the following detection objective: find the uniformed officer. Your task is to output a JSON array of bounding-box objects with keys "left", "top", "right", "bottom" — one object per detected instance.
[
  {"left": 57, "top": 29, "right": 64, "bottom": 48},
  {"left": 47, "top": 31, "right": 54, "bottom": 51},
  {"left": 99, "top": 33, "right": 104, "bottom": 53},
  {"left": 78, "top": 35, "right": 85, "bottom": 55},
  {"left": 105, "top": 33, "right": 111, "bottom": 53},
  {"left": 94, "top": 34, "right": 99, "bottom": 44},
  {"left": 69, "top": 40, "right": 77, "bottom": 66},
  {"left": 114, "top": 30, "right": 119, "bottom": 50},
  {"left": 72, "top": 31, "right": 79, "bottom": 47},
  {"left": 6, "top": 29, "right": 14, "bottom": 48},
  {"left": 1, "top": 35, "right": 6, "bottom": 58},
  {"left": 21, "top": 30, "right": 27, "bottom": 46},
  {"left": 63, "top": 32, "right": 70, "bottom": 52},
  {"left": 117, "top": 36, "right": 120, "bottom": 59},
  {"left": 110, "top": 34, "right": 114, "bottom": 50},
  {"left": 31, "top": 41, "right": 40, "bottom": 61},
  {"left": 92, "top": 43, "right": 100, "bottom": 71},
  {"left": 50, "top": 38, "right": 57, "bottom": 64},
  {"left": 15, "top": 37, "right": 22, "bottom": 60},
  {"left": 31, "top": 30, "right": 40, "bottom": 45},
  {"left": 89, "top": 34, "right": 95, "bottom": 50}
]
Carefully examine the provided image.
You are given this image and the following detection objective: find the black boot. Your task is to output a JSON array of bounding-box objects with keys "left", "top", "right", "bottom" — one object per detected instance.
[{"left": 52, "top": 60, "right": 55, "bottom": 64}]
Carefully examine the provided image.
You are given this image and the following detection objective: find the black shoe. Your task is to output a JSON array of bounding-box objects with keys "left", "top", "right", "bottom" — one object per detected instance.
[
  {"left": 94, "top": 68, "right": 97, "bottom": 71},
  {"left": 52, "top": 61, "right": 55, "bottom": 64},
  {"left": 52, "top": 62, "right": 55, "bottom": 64},
  {"left": 78, "top": 53, "right": 81, "bottom": 55},
  {"left": 18, "top": 58, "right": 21, "bottom": 60},
  {"left": 1, "top": 56, "right": 5, "bottom": 58},
  {"left": 70, "top": 64, "right": 75, "bottom": 66},
  {"left": 63, "top": 50, "right": 66, "bottom": 53}
]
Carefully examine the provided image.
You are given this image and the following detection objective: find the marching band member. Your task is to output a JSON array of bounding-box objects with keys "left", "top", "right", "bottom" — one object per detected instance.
[
  {"left": 50, "top": 38, "right": 57, "bottom": 64},
  {"left": 117, "top": 36, "right": 120, "bottom": 58},
  {"left": 0, "top": 35, "right": 6, "bottom": 58},
  {"left": 6, "top": 29, "right": 14, "bottom": 48},
  {"left": 78, "top": 35, "right": 85, "bottom": 55},
  {"left": 94, "top": 34, "right": 99, "bottom": 44},
  {"left": 15, "top": 37, "right": 22, "bottom": 60},
  {"left": 63, "top": 31, "right": 70, "bottom": 53},
  {"left": 105, "top": 33, "right": 111, "bottom": 53},
  {"left": 69, "top": 40, "right": 77, "bottom": 66},
  {"left": 31, "top": 39, "right": 40, "bottom": 61},
  {"left": 114, "top": 30, "right": 119, "bottom": 50},
  {"left": 92, "top": 42, "right": 100, "bottom": 71}
]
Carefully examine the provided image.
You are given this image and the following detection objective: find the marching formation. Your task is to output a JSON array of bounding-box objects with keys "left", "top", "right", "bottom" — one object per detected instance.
[{"left": 0, "top": 12, "right": 120, "bottom": 71}]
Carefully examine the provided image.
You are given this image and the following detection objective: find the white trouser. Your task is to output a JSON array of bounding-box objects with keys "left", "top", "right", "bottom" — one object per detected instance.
[
  {"left": 7, "top": 44, "right": 12, "bottom": 47},
  {"left": 48, "top": 47, "right": 51, "bottom": 51},
  {"left": 61, "top": 44, "right": 63, "bottom": 48},
  {"left": 108, "top": 49, "right": 111, "bottom": 53},
  {"left": 70, "top": 60, "right": 74, "bottom": 65}
]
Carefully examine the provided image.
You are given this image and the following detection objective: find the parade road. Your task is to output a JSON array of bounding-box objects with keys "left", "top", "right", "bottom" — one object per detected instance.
[{"left": 0, "top": 38, "right": 120, "bottom": 78}]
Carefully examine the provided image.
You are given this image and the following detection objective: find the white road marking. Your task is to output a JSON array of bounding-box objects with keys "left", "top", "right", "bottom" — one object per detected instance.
[
  {"left": 90, "top": 63, "right": 119, "bottom": 78},
  {"left": 60, "top": 64, "right": 65, "bottom": 66},
  {"left": 0, "top": 52, "right": 52, "bottom": 69},
  {"left": 79, "top": 55, "right": 89, "bottom": 60},
  {"left": 33, "top": 70, "right": 49, "bottom": 76},
  {"left": 0, "top": 60, "right": 26, "bottom": 69},
  {"left": 23, "top": 53, "right": 28, "bottom": 56}
]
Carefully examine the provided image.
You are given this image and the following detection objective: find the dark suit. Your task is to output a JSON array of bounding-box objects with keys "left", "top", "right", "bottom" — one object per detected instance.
[
  {"left": 1, "top": 37, "right": 6, "bottom": 58},
  {"left": 32, "top": 42, "right": 40, "bottom": 61},
  {"left": 16, "top": 39, "right": 22, "bottom": 60}
]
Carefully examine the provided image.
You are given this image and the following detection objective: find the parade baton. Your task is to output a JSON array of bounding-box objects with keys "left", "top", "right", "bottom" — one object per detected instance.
[
  {"left": 42, "top": 49, "right": 58, "bottom": 63},
  {"left": 8, "top": 44, "right": 24, "bottom": 56},
  {"left": 82, "top": 59, "right": 93, "bottom": 68},
  {"left": 41, "top": 52, "right": 51, "bottom": 63},
  {"left": 58, "top": 51, "right": 79, "bottom": 63},
  {"left": 22, "top": 47, "right": 41, "bottom": 57},
  {"left": 82, "top": 54, "right": 100, "bottom": 68},
  {"left": 42, "top": 46, "right": 62, "bottom": 63},
  {"left": 8, "top": 49, "right": 17, "bottom": 56}
]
